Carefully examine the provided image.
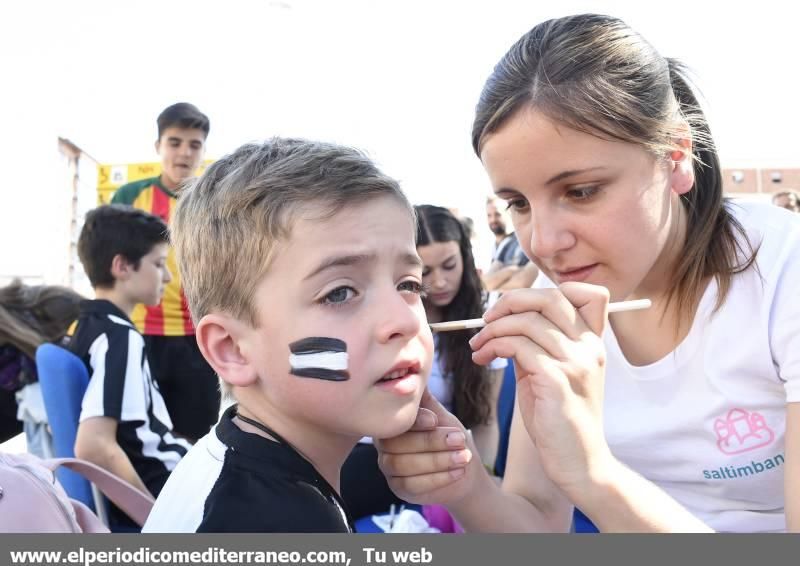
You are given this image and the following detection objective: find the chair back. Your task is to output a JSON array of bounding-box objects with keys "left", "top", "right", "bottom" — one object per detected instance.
[{"left": 36, "top": 343, "right": 94, "bottom": 509}]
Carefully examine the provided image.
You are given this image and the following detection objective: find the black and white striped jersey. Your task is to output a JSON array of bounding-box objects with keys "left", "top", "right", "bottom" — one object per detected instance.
[
  {"left": 69, "top": 299, "right": 190, "bottom": 496},
  {"left": 143, "top": 405, "right": 354, "bottom": 533}
]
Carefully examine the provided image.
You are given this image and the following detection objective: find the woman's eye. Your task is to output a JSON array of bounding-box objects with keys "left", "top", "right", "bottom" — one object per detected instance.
[
  {"left": 323, "top": 286, "right": 356, "bottom": 305},
  {"left": 443, "top": 262, "right": 456, "bottom": 271},
  {"left": 505, "top": 198, "right": 529, "bottom": 212},
  {"left": 398, "top": 280, "right": 427, "bottom": 297},
  {"left": 567, "top": 186, "right": 600, "bottom": 201}
]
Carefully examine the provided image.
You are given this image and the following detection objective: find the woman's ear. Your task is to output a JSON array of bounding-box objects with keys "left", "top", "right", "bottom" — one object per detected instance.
[
  {"left": 196, "top": 314, "right": 258, "bottom": 388},
  {"left": 670, "top": 136, "right": 695, "bottom": 196}
]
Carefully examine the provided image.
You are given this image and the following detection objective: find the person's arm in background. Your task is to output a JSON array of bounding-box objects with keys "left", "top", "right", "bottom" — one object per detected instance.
[
  {"left": 470, "top": 366, "right": 505, "bottom": 468},
  {"left": 497, "top": 263, "right": 538, "bottom": 291},
  {"left": 75, "top": 417, "right": 152, "bottom": 496},
  {"left": 482, "top": 260, "right": 519, "bottom": 291}
]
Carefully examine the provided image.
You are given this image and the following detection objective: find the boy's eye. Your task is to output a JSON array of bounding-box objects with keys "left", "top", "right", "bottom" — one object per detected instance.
[
  {"left": 323, "top": 286, "right": 356, "bottom": 305},
  {"left": 398, "top": 280, "right": 428, "bottom": 297}
]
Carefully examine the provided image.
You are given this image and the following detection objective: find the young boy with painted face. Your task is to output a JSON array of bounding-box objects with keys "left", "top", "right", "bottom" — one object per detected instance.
[{"left": 143, "top": 138, "right": 435, "bottom": 533}]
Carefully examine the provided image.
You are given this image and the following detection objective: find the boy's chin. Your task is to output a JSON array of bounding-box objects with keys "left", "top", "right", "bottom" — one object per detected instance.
[{"left": 364, "top": 406, "right": 421, "bottom": 440}]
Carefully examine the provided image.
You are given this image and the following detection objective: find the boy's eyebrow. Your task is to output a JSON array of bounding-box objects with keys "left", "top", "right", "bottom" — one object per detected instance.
[
  {"left": 305, "top": 252, "right": 423, "bottom": 280},
  {"left": 403, "top": 253, "right": 424, "bottom": 269},
  {"left": 305, "top": 254, "right": 375, "bottom": 280}
]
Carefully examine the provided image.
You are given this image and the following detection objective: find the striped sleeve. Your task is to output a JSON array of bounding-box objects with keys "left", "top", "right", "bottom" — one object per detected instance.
[{"left": 80, "top": 327, "right": 146, "bottom": 422}]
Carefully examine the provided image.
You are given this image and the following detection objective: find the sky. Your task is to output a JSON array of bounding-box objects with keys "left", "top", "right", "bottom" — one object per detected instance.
[{"left": 1, "top": 0, "right": 798, "bottom": 283}]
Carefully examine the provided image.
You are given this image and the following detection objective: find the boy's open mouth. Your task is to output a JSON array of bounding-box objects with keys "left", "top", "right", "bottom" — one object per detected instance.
[{"left": 378, "top": 361, "right": 421, "bottom": 383}]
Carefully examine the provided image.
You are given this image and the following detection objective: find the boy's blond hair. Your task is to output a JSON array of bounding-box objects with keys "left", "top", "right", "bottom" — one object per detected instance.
[{"left": 172, "top": 137, "right": 413, "bottom": 328}]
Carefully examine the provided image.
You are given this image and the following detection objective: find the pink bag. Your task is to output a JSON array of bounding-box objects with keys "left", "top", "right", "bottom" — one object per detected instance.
[{"left": 0, "top": 452, "right": 155, "bottom": 533}]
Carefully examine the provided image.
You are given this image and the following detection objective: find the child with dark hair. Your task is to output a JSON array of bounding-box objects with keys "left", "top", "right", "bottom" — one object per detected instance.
[
  {"left": 71, "top": 204, "right": 190, "bottom": 528},
  {"left": 111, "top": 102, "right": 219, "bottom": 442}
]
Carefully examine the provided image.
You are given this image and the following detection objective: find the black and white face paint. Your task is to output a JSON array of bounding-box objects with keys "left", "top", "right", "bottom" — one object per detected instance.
[{"left": 288, "top": 337, "right": 349, "bottom": 381}]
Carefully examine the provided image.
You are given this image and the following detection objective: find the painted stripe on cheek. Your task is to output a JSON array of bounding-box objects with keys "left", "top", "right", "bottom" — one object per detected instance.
[{"left": 288, "top": 337, "right": 350, "bottom": 381}]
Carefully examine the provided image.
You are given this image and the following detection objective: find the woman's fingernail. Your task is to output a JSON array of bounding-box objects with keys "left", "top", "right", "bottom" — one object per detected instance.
[
  {"left": 451, "top": 449, "right": 471, "bottom": 465},
  {"left": 445, "top": 431, "right": 465, "bottom": 447}
]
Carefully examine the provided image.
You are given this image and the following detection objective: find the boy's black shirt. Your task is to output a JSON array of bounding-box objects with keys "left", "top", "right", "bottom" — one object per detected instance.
[{"left": 144, "top": 404, "right": 354, "bottom": 533}]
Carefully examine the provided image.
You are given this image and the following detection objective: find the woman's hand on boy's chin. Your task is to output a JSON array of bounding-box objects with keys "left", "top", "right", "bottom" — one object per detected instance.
[{"left": 375, "top": 390, "right": 482, "bottom": 506}]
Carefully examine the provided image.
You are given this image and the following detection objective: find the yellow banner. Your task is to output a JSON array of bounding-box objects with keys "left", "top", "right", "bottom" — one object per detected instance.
[{"left": 96, "top": 160, "right": 214, "bottom": 204}]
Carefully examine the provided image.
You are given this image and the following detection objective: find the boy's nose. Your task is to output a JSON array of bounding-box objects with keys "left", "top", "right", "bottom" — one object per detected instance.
[
  {"left": 163, "top": 267, "right": 173, "bottom": 283},
  {"left": 375, "top": 292, "right": 421, "bottom": 344}
]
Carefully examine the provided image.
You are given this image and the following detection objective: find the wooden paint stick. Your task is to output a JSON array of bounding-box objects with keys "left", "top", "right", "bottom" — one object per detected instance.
[{"left": 429, "top": 299, "right": 652, "bottom": 332}]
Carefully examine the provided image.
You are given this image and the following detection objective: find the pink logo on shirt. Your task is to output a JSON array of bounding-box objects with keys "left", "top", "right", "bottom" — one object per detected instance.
[{"left": 713, "top": 408, "right": 775, "bottom": 455}]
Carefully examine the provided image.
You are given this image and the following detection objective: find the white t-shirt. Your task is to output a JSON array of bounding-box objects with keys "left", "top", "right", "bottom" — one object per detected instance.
[{"left": 533, "top": 201, "right": 800, "bottom": 532}]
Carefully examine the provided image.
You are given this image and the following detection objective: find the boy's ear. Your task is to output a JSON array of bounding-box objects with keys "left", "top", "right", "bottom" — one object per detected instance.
[
  {"left": 196, "top": 314, "right": 258, "bottom": 388},
  {"left": 110, "top": 254, "right": 133, "bottom": 281},
  {"left": 669, "top": 134, "right": 695, "bottom": 196}
]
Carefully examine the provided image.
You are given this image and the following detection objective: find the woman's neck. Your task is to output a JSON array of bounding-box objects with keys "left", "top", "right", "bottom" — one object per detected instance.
[
  {"left": 635, "top": 193, "right": 689, "bottom": 303},
  {"left": 610, "top": 196, "right": 708, "bottom": 365}
]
